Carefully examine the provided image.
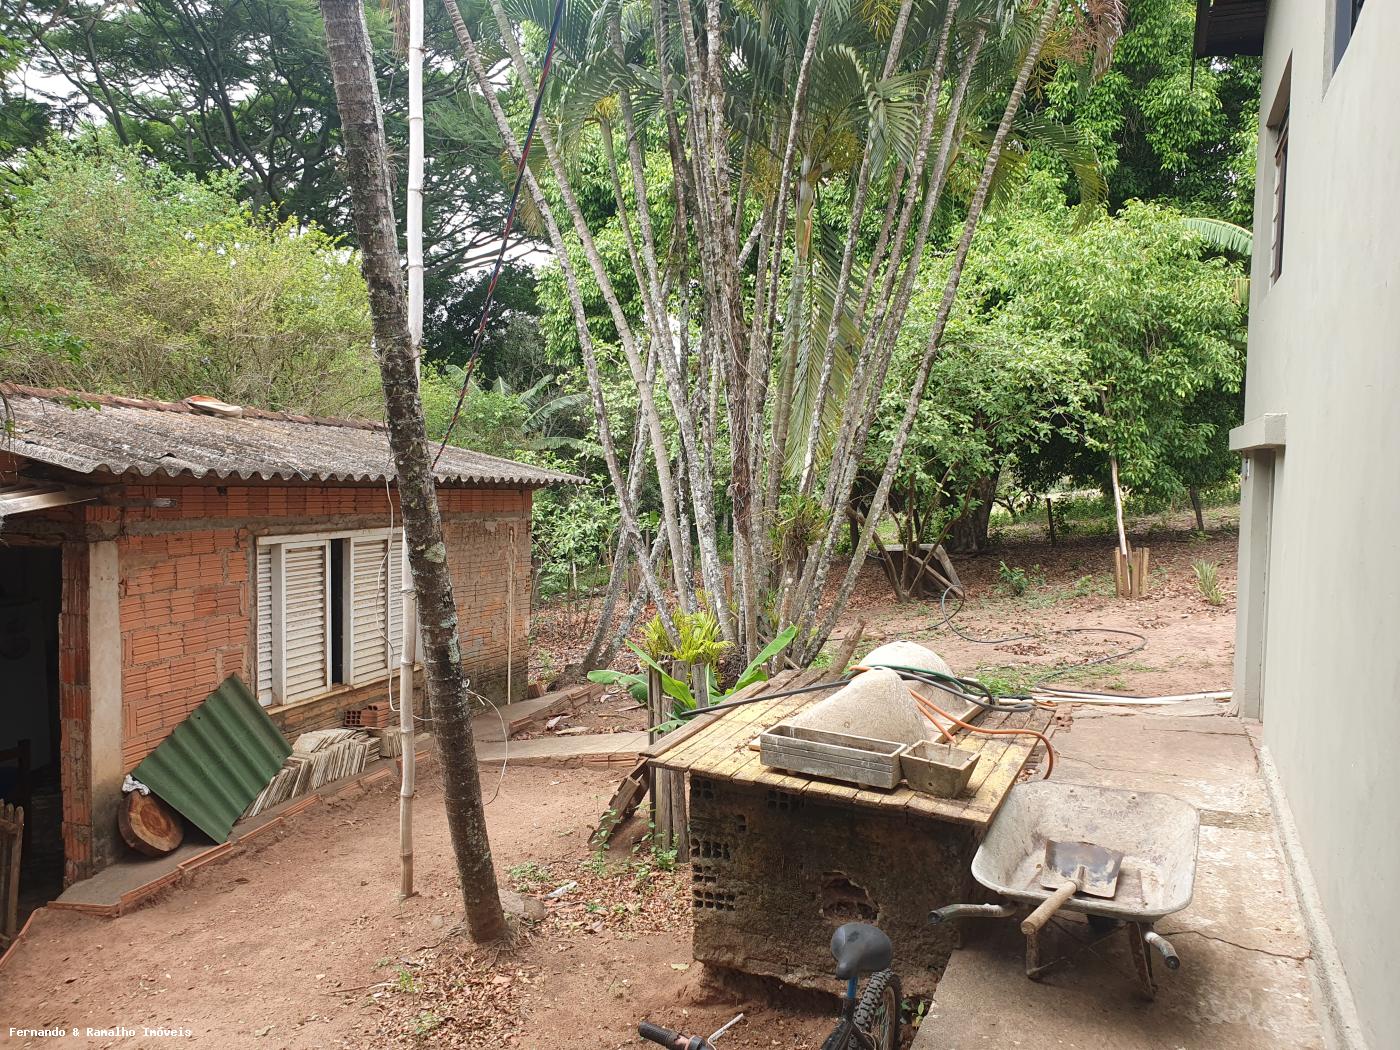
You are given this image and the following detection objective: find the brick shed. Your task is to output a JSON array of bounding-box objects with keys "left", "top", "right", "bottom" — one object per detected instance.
[{"left": 0, "top": 385, "right": 578, "bottom": 898}]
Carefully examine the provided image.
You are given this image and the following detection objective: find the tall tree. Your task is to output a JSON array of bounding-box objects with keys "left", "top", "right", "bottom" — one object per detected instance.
[
  {"left": 445, "top": 0, "right": 1121, "bottom": 664},
  {"left": 318, "top": 0, "right": 507, "bottom": 942}
]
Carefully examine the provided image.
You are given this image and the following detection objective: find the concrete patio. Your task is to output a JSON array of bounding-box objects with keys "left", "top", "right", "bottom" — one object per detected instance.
[{"left": 914, "top": 699, "right": 1326, "bottom": 1049}]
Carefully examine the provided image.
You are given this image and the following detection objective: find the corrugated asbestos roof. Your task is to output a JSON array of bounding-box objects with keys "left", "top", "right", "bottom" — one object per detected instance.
[
  {"left": 0, "top": 384, "right": 582, "bottom": 488},
  {"left": 131, "top": 676, "right": 293, "bottom": 843}
]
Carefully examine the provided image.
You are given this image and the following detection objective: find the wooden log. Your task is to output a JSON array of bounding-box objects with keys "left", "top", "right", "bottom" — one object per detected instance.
[
  {"left": 1, "top": 801, "right": 22, "bottom": 942},
  {"left": 118, "top": 791, "right": 185, "bottom": 857},
  {"left": 832, "top": 618, "right": 866, "bottom": 674},
  {"left": 931, "top": 545, "right": 964, "bottom": 597}
]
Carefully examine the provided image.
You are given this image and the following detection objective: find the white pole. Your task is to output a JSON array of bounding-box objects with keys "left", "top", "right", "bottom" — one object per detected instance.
[{"left": 399, "top": 0, "right": 425, "bottom": 903}]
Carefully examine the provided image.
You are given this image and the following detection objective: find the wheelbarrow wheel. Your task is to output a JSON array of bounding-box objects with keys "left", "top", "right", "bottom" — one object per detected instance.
[{"left": 853, "top": 970, "right": 902, "bottom": 1050}]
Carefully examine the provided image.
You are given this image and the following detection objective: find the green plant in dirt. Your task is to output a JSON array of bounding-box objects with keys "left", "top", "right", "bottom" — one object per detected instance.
[
  {"left": 395, "top": 968, "right": 417, "bottom": 994},
  {"left": 413, "top": 1012, "right": 444, "bottom": 1036},
  {"left": 638, "top": 615, "right": 672, "bottom": 663},
  {"left": 506, "top": 861, "right": 552, "bottom": 892},
  {"left": 997, "top": 562, "right": 1044, "bottom": 597},
  {"left": 1192, "top": 560, "right": 1226, "bottom": 606},
  {"left": 589, "top": 622, "right": 800, "bottom": 723},
  {"left": 672, "top": 609, "right": 732, "bottom": 669},
  {"left": 590, "top": 807, "right": 622, "bottom": 851}
]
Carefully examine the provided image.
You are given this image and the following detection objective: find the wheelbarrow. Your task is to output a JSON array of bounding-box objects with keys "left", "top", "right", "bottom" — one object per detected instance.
[{"left": 930, "top": 781, "right": 1200, "bottom": 999}]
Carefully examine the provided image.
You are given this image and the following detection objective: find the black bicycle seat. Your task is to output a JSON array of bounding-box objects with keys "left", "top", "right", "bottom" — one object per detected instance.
[{"left": 830, "top": 922, "right": 893, "bottom": 980}]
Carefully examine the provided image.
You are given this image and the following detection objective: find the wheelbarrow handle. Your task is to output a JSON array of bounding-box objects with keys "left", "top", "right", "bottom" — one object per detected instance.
[
  {"left": 1021, "top": 878, "right": 1078, "bottom": 936},
  {"left": 1144, "top": 930, "right": 1180, "bottom": 970}
]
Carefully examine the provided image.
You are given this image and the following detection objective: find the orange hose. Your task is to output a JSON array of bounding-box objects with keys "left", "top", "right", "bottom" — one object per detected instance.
[{"left": 905, "top": 684, "right": 1056, "bottom": 778}]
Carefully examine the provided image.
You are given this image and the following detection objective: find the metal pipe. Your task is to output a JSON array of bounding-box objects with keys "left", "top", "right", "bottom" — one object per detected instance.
[
  {"left": 1144, "top": 930, "right": 1180, "bottom": 970},
  {"left": 928, "top": 903, "right": 1017, "bottom": 925}
]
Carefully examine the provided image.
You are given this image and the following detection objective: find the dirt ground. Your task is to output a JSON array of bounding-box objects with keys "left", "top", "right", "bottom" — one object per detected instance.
[
  {"left": 536, "top": 503, "right": 1239, "bottom": 700},
  {"left": 1, "top": 764, "right": 837, "bottom": 1049},
  {"left": 1, "top": 511, "right": 1239, "bottom": 1049}
]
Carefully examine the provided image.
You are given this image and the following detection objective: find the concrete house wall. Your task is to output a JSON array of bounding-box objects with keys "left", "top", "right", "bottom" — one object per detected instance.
[{"left": 1232, "top": 2, "right": 1400, "bottom": 1045}]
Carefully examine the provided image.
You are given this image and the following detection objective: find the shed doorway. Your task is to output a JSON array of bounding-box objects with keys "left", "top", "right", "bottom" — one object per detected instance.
[{"left": 0, "top": 545, "right": 65, "bottom": 927}]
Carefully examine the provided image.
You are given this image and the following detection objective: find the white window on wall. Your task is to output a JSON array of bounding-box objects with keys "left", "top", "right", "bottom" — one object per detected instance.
[{"left": 255, "top": 529, "right": 405, "bottom": 706}]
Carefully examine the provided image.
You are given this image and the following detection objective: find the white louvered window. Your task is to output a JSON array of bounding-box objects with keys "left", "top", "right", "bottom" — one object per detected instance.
[{"left": 255, "top": 529, "right": 404, "bottom": 706}]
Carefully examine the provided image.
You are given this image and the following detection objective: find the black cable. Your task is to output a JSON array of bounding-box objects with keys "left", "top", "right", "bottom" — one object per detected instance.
[
  {"left": 929, "top": 585, "right": 1148, "bottom": 692},
  {"left": 674, "top": 675, "right": 859, "bottom": 718}
]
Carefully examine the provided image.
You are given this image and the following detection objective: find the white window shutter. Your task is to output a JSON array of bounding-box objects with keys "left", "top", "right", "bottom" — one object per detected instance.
[
  {"left": 349, "top": 535, "right": 391, "bottom": 683},
  {"left": 275, "top": 541, "right": 331, "bottom": 703},
  {"left": 256, "top": 545, "right": 274, "bottom": 706},
  {"left": 386, "top": 530, "right": 405, "bottom": 671}
]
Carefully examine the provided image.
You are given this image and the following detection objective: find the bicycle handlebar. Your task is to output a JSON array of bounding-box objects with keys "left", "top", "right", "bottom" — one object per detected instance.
[{"left": 637, "top": 1021, "right": 710, "bottom": 1049}]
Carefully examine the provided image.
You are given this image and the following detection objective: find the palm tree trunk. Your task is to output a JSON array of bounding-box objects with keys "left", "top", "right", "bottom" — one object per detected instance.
[
  {"left": 319, "top": 0, "right": 507, "bottom": 942},
  {"left": 441, "top": 0, "right": 679, "bottom": 641},
  {"left": 803, "top": 0, "right": 1065, "bottom": 658}
]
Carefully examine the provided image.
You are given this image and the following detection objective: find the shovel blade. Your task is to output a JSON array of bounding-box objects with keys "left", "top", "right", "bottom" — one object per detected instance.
[{"left": 1039, "top": 840, "right": 1124, "bottom": 899}]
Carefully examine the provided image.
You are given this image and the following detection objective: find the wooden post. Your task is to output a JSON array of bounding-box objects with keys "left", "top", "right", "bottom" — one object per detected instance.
[
  {"left": 0, "top": 801, "right": 23, "bottom": 943},
  {"left": 647, "top": 666, "right": 688, "bottom": 859},
  {"left": 1045, "top": 497, "right": 1057, "bottom": 545}
]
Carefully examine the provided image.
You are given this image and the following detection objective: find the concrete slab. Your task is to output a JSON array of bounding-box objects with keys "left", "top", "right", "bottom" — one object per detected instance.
[
  {"left": 912, "top": 703, "right": 1325, "bottom": 1050},
  {"left": 1053, "top": 709, "right": 1269, "bottom": 817},
  {"left": 470, "top": 684, "right": 602, "bottom": 742},
  {"left": 474, "top": 732, "right": 648, "bottom": 768},
  {"left": 917, "top": 917, "right": 1321, "bottom": 1050},
  {"left": 53, "top": 841, "right": 208, "bottom": 910}
]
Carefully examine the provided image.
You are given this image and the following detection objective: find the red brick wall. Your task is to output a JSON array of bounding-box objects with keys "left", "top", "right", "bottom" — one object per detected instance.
[{"left": 111, "top": 482, "right": 532, "bottom": 767}]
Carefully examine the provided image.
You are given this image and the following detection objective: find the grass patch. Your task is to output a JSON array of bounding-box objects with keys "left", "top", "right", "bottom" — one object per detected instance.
[
  {"left": 506, "top": 861, "right": 553, "bottom": 892},
  {"left": 972, "top": 660, "right": 1155, "bottom": 695}
]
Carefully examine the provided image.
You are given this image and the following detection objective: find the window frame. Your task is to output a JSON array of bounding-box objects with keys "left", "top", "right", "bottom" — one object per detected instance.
[
  {"left": 255, "top": 527, "right": 406, "bottom": 708},
  {"left": 1270, "top": 108, "right": 1289, "bottom": 283}
]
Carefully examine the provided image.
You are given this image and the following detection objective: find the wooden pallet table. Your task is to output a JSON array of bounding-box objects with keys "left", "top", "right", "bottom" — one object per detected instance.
[{"left": 649, "top": 669, "right": 1054, "bottom": 996}]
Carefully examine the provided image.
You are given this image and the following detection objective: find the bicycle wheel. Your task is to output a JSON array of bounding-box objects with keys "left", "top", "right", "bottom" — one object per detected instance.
[
  {"left": 819, "top": 1019, "right": 857, "bottom": 1050},
  {"left": 852, "top": 970, "right": 902, "bottom": 1050}
]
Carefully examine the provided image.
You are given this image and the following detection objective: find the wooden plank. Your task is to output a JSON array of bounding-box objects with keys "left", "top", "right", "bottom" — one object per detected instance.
[
  {"left": 693, "top": 691, "right": 816, "bottom": 780},
  {"left": 696, "top": 686, "right": 832, "bottom": 784},
  {"left": 662, "top": 691, "right": 787, "bottom": 773}
]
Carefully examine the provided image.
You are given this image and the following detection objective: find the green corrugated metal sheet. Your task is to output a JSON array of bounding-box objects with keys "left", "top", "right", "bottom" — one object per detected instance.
[{"left": 132, "top": 675, "right": 292, "bottom": 843}]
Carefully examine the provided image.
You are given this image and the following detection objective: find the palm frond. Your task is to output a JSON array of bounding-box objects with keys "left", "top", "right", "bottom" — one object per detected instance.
[{"left": 1183, "top": 217, "right": 1254, "bottom": 257}]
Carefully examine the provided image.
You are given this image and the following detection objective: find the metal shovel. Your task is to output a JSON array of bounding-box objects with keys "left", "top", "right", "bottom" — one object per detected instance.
[{"left": 1021, "top": 840, "right": 1125, "bottom": 937}]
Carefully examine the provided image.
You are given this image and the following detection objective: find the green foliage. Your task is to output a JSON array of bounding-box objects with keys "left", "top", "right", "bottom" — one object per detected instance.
[
  {"left": 1042, "top": 0, "right": 1260, "bottom": 225},
  {"left": 934, "top": 176, "right": 1248, "bottom": 505},
  {"left": 505, "top": 861, "right": 552, "bottom": 892},
  {"left": 671, "top": 610, "right": 731, "bottom": 669},
  {"left": 0, "top": 139, "right": 379, "bottom": 414},
  {"left": 997, "top": 562, "right": 1044, "bottom": 597},
  {"left": 1192, "top": 560, "right": 1225, "bottom": 606},
  {"left": 588, "top": 623, "right": 799, "bottom": 719}
]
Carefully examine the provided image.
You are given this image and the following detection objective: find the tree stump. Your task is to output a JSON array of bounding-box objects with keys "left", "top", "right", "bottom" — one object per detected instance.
[{"left": 118, "top": 791, "right": 185, "bottom": 857}]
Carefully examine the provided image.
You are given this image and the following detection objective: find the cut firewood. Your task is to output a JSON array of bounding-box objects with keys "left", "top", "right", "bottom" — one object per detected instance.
[{"left": 118, "top": 791, "right": 184, "bottom": 857}]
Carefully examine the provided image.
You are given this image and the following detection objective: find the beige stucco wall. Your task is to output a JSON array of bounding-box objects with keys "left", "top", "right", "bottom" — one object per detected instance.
[{"left": 1236, "top": 3, "right": 1400, "bottom": 1046}]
